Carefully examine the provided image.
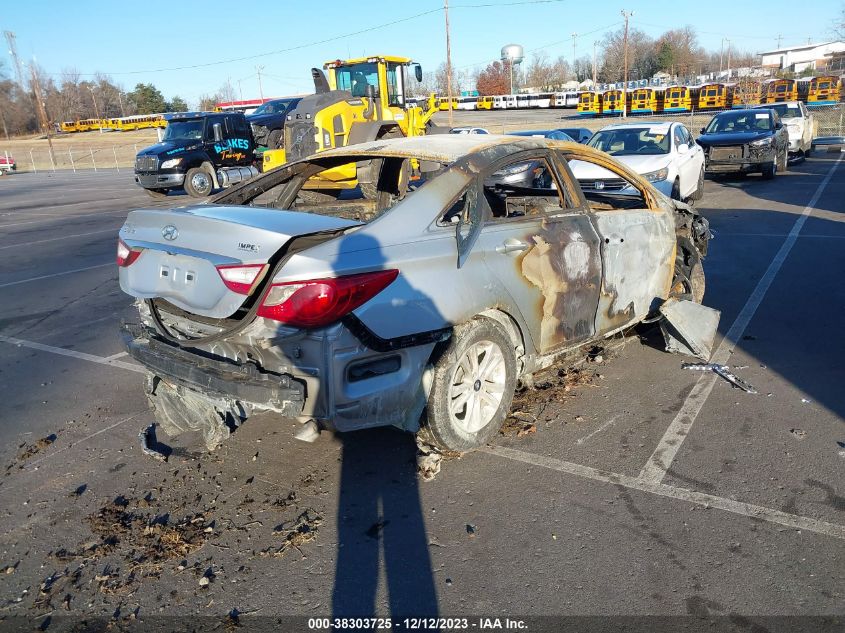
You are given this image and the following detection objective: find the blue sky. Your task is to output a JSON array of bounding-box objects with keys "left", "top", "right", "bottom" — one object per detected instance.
[{"left": 3, "top": 0, "right": 841, "bottom": 105}]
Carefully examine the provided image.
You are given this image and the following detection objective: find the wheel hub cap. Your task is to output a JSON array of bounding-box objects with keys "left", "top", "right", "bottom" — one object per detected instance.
[{"left": 448, "top": 340, "right": 506, "bottom": 434}]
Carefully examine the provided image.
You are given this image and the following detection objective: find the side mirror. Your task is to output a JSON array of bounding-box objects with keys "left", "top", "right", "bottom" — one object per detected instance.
[
  {"left": 775, "top": 121, "right": 783, "bottom": 129},
  {"left": 414, "top": 63, "right": 423, "bottom": 83},
  {"left": 212, "top": 122, "right": 223, "bottom": 143},
  {"left": 699, "top": 128, "right": 706, "bottom": 135},
  {"left": 677, "top": 143, "right": 689, "bottom": 154}
]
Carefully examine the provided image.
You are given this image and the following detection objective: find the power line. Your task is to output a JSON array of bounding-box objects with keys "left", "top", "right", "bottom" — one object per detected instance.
[{"left": 35, "top": 0, "right": 566, "bottom": 78}]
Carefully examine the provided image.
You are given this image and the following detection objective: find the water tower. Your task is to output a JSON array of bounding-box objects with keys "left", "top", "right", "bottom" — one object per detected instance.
[{"left": 501, "top": 44, "right": 524, "bottom": 94}]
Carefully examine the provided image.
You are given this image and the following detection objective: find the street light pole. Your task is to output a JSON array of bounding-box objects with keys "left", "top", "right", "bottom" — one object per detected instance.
[
  {"left": 621, "top": 10, "right": 633, "bottom": 118},
  {"left": 88, "top": 86, "right": 102, "bottom": 132},
  {"left": 256, "top": 66, "right": 265, "bottom": 101},
  {"left": 445, "top": 0, "right": 454, "bottom": 127}
]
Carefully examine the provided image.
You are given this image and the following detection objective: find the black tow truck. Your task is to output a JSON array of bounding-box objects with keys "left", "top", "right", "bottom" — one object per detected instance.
[{"left": 134, "top": 111, "right": 259, "bottom": 199}]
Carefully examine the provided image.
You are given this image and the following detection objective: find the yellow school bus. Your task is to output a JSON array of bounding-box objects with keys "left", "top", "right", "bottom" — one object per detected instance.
[
  {"left": 602, "top": 89, "right": 628, "bottom": 115},
  {"left": 765, "top": 79, "right": 797, "bottom": 103},
  {"left": 75, "top": 118, "right": 103, "bottom": 132},
  {"left": 630, "top": 88, "right": 664, "bottom": 114},
  {"left": 697, "top": 83, "right": 732, "bottom": 110},
  {"left": 577, "top": 91, "right": 601, "bottom": 116},
  {"left": 60, "top": 121, "right": 79, "bottom": 133},
  {"left": 436, "top": 97, "right": 459, "bottom": 111},
  {"left": 806, "top": 76, "right": 841, "bottom": 106},
  {"left": 732, "top": 80, "right": 764, "bottom": 108},
  {"left": 477, "top": 96, "right": 494, "bottom": 110},
  {"left": 663, "top": 86, "right": 692, "bottom": 112}
]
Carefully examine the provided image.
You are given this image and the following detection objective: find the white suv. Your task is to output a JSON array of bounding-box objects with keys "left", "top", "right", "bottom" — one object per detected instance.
[{"left": 754, "top": 101, "right": 814, "bottom": 157}]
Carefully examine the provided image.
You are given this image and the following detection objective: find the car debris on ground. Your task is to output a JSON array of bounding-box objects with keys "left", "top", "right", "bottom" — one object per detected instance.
[{"left": 682, "top": 363, "right": 758, "bottom": 394}]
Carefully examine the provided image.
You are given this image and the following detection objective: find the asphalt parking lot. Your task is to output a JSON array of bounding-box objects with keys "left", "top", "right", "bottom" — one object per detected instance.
[{"left": 0, "top": 145, "right": 843, "bottom": 630}]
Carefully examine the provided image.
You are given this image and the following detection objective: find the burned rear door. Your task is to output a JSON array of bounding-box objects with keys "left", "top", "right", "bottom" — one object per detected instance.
[
  {"left": 562, "top": 150, "right": 675, "bottom": 335},
  {"left": 475, "top": 151, "right": 602, "bottom": 356}
]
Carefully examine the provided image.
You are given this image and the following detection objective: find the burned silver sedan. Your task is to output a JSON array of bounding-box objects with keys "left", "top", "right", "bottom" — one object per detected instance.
[{"left": 118, "top": 135, "right": 711, "bottom": 452}]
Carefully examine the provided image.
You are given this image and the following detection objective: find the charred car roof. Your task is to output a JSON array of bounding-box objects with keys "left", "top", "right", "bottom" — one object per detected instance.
[{"left": 314, "top": 134, "right": 590, "bottom": 163}]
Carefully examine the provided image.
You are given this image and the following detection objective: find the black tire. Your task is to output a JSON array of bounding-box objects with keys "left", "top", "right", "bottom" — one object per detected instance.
[
  {"left": 357, "top": 127, "right": 404, "bottom": 199},
  {"left": 267, "top": 128, "right": 283, "bottom": 149},
  {"left": 670, "top": 179, "right": 681, "bottom": 200},
  {"left": 296, "top": 189, "right": 342, "bottom": 204},
  {"left": 184, "top": 166, "right": 214, "bottom": 197},
  {"left": 145, "top": 188, "right": 170, "bottom": 199},
  {"left": 418, "top": 318, "right": 517, "bottom": 452},
  {"left": 761, "top": 159, "right": 776, "bottom": 180},
  {"left": 689, "top": 167, "right": 704, "bottom": 202}
]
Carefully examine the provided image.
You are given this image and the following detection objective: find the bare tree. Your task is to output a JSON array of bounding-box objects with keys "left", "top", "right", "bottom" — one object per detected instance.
[{"left": 600, "top": 26, "right": 656, "bottom": 83}]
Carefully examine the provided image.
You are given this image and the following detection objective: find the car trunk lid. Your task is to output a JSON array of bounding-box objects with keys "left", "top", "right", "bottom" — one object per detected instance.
[{"left": 119, "top": 204, "right": 360, "bottom": 319}]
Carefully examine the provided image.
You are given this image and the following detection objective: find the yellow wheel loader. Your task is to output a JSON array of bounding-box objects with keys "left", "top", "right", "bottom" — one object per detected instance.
[{"left": 261, "top": 55, "right": 437, "bottom": 197}]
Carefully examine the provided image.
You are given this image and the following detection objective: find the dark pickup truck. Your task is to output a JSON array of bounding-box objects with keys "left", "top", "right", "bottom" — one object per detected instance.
[{"left": 134, "top": 111, "right": 260, "bottom": 198}]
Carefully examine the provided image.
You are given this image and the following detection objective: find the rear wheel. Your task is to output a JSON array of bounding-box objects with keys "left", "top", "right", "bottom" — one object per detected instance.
[
  {"left": 184, "top": 167, "right": 214, "bottom": 197},
  {"left": 418, "top": 318, "right": 517, "bottom": 452},
  {"left": 358, "top": 127, "right": 404, "bottom": 199},
  {"left": 145, "top": 188, "right": 170, "bottom": 199}
]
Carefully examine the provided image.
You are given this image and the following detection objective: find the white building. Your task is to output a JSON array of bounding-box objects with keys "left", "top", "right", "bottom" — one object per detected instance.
[{"left": 759, "top": 41, "right": 845, "bottom": 73}]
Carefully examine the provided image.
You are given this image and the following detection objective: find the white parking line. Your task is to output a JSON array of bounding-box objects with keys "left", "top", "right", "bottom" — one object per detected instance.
[
  {"left": 0, "top": 229, "right": 117, "bottom": 251},
  {"left": 24, "top": 412, "right": 145, "bottom": 469},
  {"left": 639, "top": 153, "right": 843, "bottom": 484},
  {"left": 0, "top": 335, "right": 144, "bottom": 374},
  {"left": 482, "top": 445, "right": 845, "bottom": 541},
  {"left": 575, "top": 416, "right": 618, "bottom": 445},
  {"left": 0, "top": 262, "right": 113, "bottom": 288}
]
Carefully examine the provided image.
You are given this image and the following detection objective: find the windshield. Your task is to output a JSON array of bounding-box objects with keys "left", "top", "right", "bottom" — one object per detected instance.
[
  {"left": 335, "top": 62, "right": 379, "bottom": 98},
  {"left": 766, "top": 103, "right": 801, "bottom": 119},
  {"left": 588, "top": 128, "right": 670, "bottom": 155},
  {"left": 252, "top": 100, "right": 293, "bottom": 115},
  {"left": 162, "top": 120, "right": 204, "bottom": 142},
  {"left": 706, "top": 111, "right": 772, "bottom": 133}
]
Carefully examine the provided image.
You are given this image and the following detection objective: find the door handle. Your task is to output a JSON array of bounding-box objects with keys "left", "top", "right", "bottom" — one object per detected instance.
[{"left": 496, "top": 239, "right": 530, "bottom": 255}]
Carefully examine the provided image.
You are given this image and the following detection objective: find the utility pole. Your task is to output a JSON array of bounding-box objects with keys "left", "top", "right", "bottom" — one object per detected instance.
[
  {"left": 444, "top": 0, "right": 454, "bottom": 126},
  {"left": 117, "top": 91, "right": 126, "bottom": 117},
  {"left": 776, "top": 33, "right": 783, "bottom": 49},
  {"left": 88, "top": 85, "right": 101, "bottom": 120},
  {"left": 256, "top": 66, "right": 265, "bottom": 101},
  {"left": 238, "top": 79, "right": 243, "bottom": 101},
  {"left": 719, "top": 38, "right": 725, "bottom": 75},
  {"left": 621, "top": 10, "right": 633, "bottom": 118},
  {"left": 592, "top": 40, "right": 598, "bottom": 90},
  {"left": 4, "top": 31, "right": 25, "bottom": 88},
  {"left": 571, "top": 32, "right": 578, "bottom": 65},
  {"left": 30, "top": 65, "right": 56, "bottom": 168},
  {"left": 725, "top": 38, "right": 732, "bottom": 80}
]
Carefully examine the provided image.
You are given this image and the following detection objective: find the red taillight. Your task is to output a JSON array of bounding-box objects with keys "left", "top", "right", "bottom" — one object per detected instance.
[
  {"left": 116, "top": 238, "right": 141, "bottom": 267},
  {"left": 216, "top": 264, "right": 266, "bottom": 294},
  {"left": 256, "top": 269, "right": 399, "bottom": 328}
]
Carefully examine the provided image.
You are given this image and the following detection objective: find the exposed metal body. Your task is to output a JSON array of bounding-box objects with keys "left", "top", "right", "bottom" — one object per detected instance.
[{"left": 118, "top": 135, "right": 711, "bottom": 444}]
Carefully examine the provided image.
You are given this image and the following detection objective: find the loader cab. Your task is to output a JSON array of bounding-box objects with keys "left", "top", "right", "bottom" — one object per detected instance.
[{"left": 325, "top": 55, "right": 422, "bottom": 114}]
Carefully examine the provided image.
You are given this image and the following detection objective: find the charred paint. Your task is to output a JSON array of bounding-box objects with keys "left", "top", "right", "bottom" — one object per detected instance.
[{"left": 517, "top": 216, "right": 602, "bottom": 353}]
